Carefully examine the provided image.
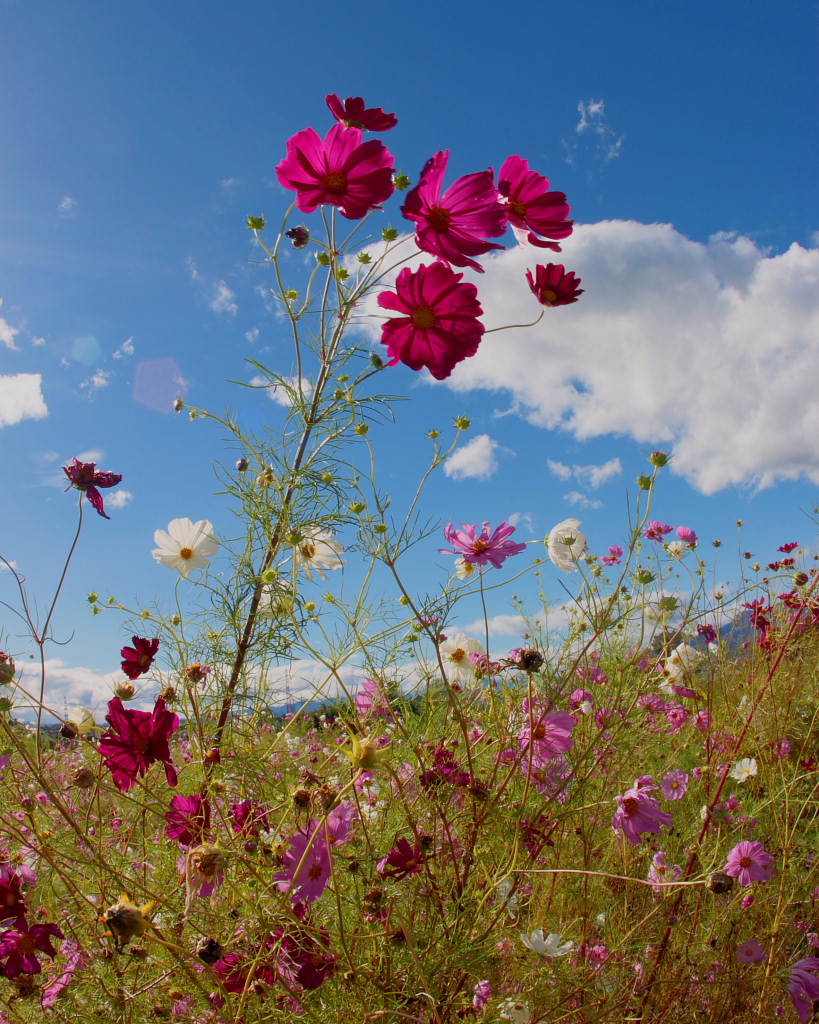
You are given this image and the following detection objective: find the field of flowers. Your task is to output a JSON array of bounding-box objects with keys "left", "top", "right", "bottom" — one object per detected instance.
[{"left": 2, "top": 93, "right": 818, "bottom": 1024}]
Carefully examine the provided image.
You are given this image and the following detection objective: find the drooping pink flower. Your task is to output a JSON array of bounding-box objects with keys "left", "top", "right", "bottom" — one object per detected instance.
[
  {"left": 724, "top": 841, "right": 775, "bottom": 886},
  {"left": 601, "top": 545, "right": 624, "bottom": 566},
  {"left": 62, "top": 457, "right": 122, "bottom": 519},
  {"left": 325, "top": 93, "right": 397, "bottom": 131},
  {"left": 120, "top": 636, "right": 159, "bottom": 680},
  {"left": 355, "top": 678, "right": 393, "bottom": 721},
  {"left": 526, "top": 264, "right": 583, "bottom": 307},
  {"left": 165, "top": 794, "right": 211, "bottom": 847},
  {"left": 0, "top": 918, "right": 64, "bottom": 977},
  {"left": 789, "top": 958, "right": 819, "bottom": 1023},
  {"left": 697, "top": 622, "right": 718, "bottom": 644},
  {"left": 98, "top": 696, "right": 180, "bottom": 792},
  {"left": 401, "top": 150, "right": 507, "bottom": 272},
  {"left": 612, "top": 779, "right": 673, "bottom": 845},
  {"left": 376, "top": 838, "right": 426, "bottom": 881},
  {"left": 440, "top": 521, "right": 527, "bottom": 568},
  {"left": 39, "top": 939, "right": 87, "bottom": 1010},
  {"left": 736, "top": 940, "right": 766, "bottom": 963},
  {"left": 276, "top": 123, "right": 394, "bottom": 219},
  {"left": 378, "top": 262, "right": 485, "bottom": 380},
  {"left": 498, "top": 155, "right": 573, "bottom": 250},
  {"left": 660, "top": 770, "right": 689, "bottom": 801},
  {"left": 644, "top": 521, "right": 673, "bottom": 542}
]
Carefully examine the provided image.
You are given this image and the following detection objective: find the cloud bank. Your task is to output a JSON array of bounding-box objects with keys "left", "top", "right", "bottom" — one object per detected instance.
[
  {"left": 0, "top": 373, "right": 48, "bottom": 427},
  {"left": 363, "top": 223, "right": 819, "bottom": 494}
]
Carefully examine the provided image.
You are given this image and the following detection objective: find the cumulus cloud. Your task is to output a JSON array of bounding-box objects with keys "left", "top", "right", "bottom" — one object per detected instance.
[
  {"left": 564, "top": 490, "right": 603, "bottom": 510},
  {"left": 548, "top": 457, "right": 622, "bottom": 506},
  {"left": 11, "top": 658, "right": 119, "bottom": 723},
  {"left": 106, "top": 489, "right": 133, "bottom": 509},
  {"left": 0, "top": 373, "right": 48, "bottom": 426},
  {"left": 113, "top": 336, "right": 135, "bottom": 359},
  {"left": 444, "top": 433, "right": 503, "bottom": 480},
  {"left": 211, "top": 281, "right": 238, "bottom": 315},
  {"left": 58, "top": 196, "right": 78, "bottom": 216},
  {"left": 462, "top": 613, "right": 528, "bottom": 638},
  {"left": 250, "top": 374, "right": 313, "bottom": 406},
  {"left": 80, "top": 368, "right": 112, "bottom": 391},
  {"left": 0, "top": 300, "right": 20, "bottom": 349},
  {"left": 359, "top": 225, "right": 818, "bottom": 494}
]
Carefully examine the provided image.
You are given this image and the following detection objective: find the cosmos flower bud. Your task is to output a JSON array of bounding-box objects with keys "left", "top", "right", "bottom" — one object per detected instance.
[
  {"left": 514, "top": 648, "right": 544, "bottom": 672},
  {"left": 195, "top": 937, "right": 224, "bottom": 965},
  {"left": 0, "top": 652, "right": 16, "bottom": 685},
  {"left": 235, "top": 457, "right": 249, "bottom": 472},
  {"left": 285, "top": 225, "right": 310, "bottom": 248},
  {"left": 173, "top": 397, "right": 184, "bottom": 413},
  {"left": 114, "top": 680, "right": 137, "bottom": 700}
]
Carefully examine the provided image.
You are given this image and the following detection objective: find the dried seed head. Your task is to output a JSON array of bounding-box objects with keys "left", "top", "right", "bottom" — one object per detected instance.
[
  {"left": 708, "top": 871, "right": 734, "bottom": 895},
  {"left": 515, "top": 648, "right": 544, "bottom": 672}
]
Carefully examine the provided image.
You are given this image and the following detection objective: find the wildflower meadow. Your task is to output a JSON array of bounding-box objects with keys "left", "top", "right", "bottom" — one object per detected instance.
[{"left": 2, "top": 94, "right": 819, "bottom": 1024}]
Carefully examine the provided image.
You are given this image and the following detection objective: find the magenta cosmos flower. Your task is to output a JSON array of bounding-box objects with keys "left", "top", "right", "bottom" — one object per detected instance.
[
  {"left": 440, "top": 521, "right": 527, "bottom": 568},
  {"left": 724, "top": 840, "right": 775, "bottom": 886},
  {"left": 276, "top": 123, "right": 394, "bottom": 220},
  {"left": 325, "top": 93, "right": 397, "bottom": 131},
  {"left": 0, "top": 873, "right": 27, "bottom": 926},
  {"left": 789, "top": 958, "right": 819, "bottom": 1023},
  {"left": 498, "top": 155, "right": 573, "bottom": 250},
  {"left": 98, "top": 696, "right": 180, "bottom": 792},
  {"left": 612, "top": 779, "right": 673, "bottom": 845},
  {"left": 377, "top": 838, "right": 426, "bottom": 880},
  {"left": 378, "top": 262, "right": 485, "bottom": 380},
  {"left": 401, "top": 150, "right": 507, "bottom": 272},
  {"left": 120, "top": 635, "right": 160, "bottom": 680},
  {"left": 62, "top": 457, "right": 122, "bottom": 519},
  {"left": 0, "top": 918, "right": 63, "bottom": 977},
  {"left": 526, "top": 264, "right": 584, "bottom": 307},
  {"left": 166, "top": 794, "right": 212, "bottom": 847}
]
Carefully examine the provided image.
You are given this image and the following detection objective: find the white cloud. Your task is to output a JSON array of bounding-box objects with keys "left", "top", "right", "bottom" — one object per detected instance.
[
  {"left": 106, "top": 489, "right": 133, "bottom": 509},
  {"left": 31, "top": 336, "right": 46, "bottom": 347},
  {"left": 444, "top": 433, "right": 502, "bottom": 480},
  {"left": 571, "top": 99, "right": 624, "bottom": 162},
  {"left": 564, "top": 490, "right": 603, "bottom": 510},
  {"left": 10, "top": 658, "right": 119, "bottom": 723},
  {"left": 390, "top": 223, "right": 818, "bottom": 495},
  {"left": 58, "top": 196, "right": 78, "bottom": 216},
  {"left": 547, "top": 459, "right": 572, "bottom": 480},
  {"left": 221, "top": 177, "right": 240, "bottom": 193},
  {"left": 549, "top": 457, "right": 622, "bottom": 490},
  {"left": 462, "top": 613, "right": 528, "bottom": 638},
  {"left": 250, "top": 374, "right": 313, "bottom": 406},
  {"left": 0, "top": 373, "right": 48, "bottom": 426},
  {"left": 245, "top": 327, "right": 259, "bottom": 343},
  {"left": 0, "top": 300, "right": 19, "bottom": 350},
  {"left": 75, "top": 448, "right": 105, "bottom": 463},
  {"left": 210, "top": 281, "right": 237, "bottom": 315},
  {"left": 80, "top": 368, "right": 112, "bottom": 391},
  {"left": 113, "top": 336, "right": 135, "bottom": 359}
]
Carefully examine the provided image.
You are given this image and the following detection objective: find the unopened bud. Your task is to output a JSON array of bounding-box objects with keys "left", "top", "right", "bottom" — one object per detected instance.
[
  {"left": 235, "top": 457, "right": 249, "bottom": 472},
  {"left": 114, "top": 680, "right": 137, "bottom": 700},
  {"left": 285, "top": 225, "right": 309, "bottom": 248},
  {"left": 173, "top": 396, "right": 184, "bottom": 413}
]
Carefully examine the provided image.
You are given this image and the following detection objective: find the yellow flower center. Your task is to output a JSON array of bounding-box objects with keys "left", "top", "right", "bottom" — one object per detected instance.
[
  {"left": 321, "top": 171, "right": 347, "bottom": 194},
  {"left": 179, "top": 546, "right": 193, "bottom": 560},
  {"left": 427, "top": 206, "right": 452, "bottom": 231},
  {"left": 542, "top": 289, "right": 558, "bottom": 304},
  {"left": 301, "top": 542, "right": 316, "bottom": 560},
  {"left": 508, "top": 199, "right": 527, "bottom": 220},
  {"left": 411, "top": 306, "right": 437, "bottom": 330},
  {"left": 450, "top": 648, "right": 466, "bottom": 663},
  {"left": 472, "top": 539, "right": 489, "bottom": 554}
]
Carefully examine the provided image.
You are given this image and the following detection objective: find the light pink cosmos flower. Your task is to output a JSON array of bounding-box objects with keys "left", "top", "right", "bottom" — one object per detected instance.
[
  {"left": 440, "top": 521, "right": 527, "bottom": 569},
  {"left": 647, "top": 851, "right": 682, "bottom": 893},
  {"left": 276, "top": 830, "right": 332, "bottom": 905},
  {"left": 789, "top": 958, "right": 819, "bottom": 1023},
  {"left": 736, "top": 939, "right": 766, "bottom": 963},
  {"left": 644, "top": 521, "right": 673, "bottom": 542},
  {"left": 497, "top": 155, "right": 573, "bottom": 250},
  {"left": 675, "top": 526, "right": 698, "bottom": 547},
  {"left": 276, "top": 123, "right": 394, "bottom": 219},
  {"left": 518, "top": 709, "right": 577, "bottom": 764},
  {"left": 325, "top": 93, "right": 397, "bottom": 131},
  {"left": 660, "top": 770, "right": 689, "bottom": 800},
  {"left": 724, "top": 841, "right": 775, "bottom": 886},
  {"left": 378, "top": 262, "right": 484, "bottom": 380},
  {"left": 401, "top": 150, "right": 507, "bottom": 272},
  {"left": 601, "top": 545, "right": 624, "bottom": 566},
  {"left": 612, "top": 779, "right": 673, "bottom": 845}
]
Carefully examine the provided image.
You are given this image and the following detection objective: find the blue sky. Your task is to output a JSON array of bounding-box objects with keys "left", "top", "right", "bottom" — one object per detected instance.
[{"left": 1, "top": 0, "right": 817, "bottom": 716}]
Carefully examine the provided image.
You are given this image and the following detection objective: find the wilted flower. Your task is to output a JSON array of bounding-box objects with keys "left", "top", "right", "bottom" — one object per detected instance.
[
  {"left": 520, "top": 929, "right": 573, "bottom": 957},
  {"left": 401, "top": 150, "right": 507, "bottom": 272},
  {"left": 724, "top": 841, "right": 775, "bottom": 886},
  {"left": 378, "top": 262, "right": 485, "bottom": 380},
  {"left": 62, "top": 457, "right": 122, "bottom": 519},
  {"left": 325, "top": 93, "right": 397, "bottom": 131},
  {"left": 102, "top": 896, "right": 155, "bottom": 949},
  {"left": 0, "top": 652, "right": 16, "bottom": 686},
  {"left": 276, "top": 123, "right": 394, "bottom": 219},
  {"left": 292, "top": 528, "right": 344, "bottom": 580},
  {"left": 152, "top": 518, "right": 219, "bottom": 576},
  {"left": 498, "top": 1000, "right": 532, "bottom": 1024},
  {"left": 98, "top": 696, "right": 180, "bottom": 792},
  {"left": 120, "top": 636, "right": 160, "bottom": 680},
  {"left": 647, "top": 851, "right": 682, "bottom": 893},
  {"left": 612, "top": 778, "right": 673, "bottom": 845},
  {"left": 473, "top": 979, "right": 492, "bottom": 1012},
  {"left": 547, "top": 518, "right": 588, "bottom": 572},
  {"left": 440, "top": 520, "right": 526, "bottom": 568},
  {"left": 184, "top": 844, "right": 226, "bottom": 915},
  {"left": 526, "top": 263, "right": 583, "bottom": 306}
]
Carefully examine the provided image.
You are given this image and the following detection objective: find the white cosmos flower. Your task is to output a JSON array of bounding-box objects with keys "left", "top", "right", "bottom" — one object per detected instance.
[
  {"left": 152, "top": 518, "right": 219, "bottom": 576},
  {"left": 547, "top": 518, "right": 588, "bottom": 573},
  {"left": 454, "top": 557, "right": 477, "bottom": 580},
  {"left": 292, "top": 528, "right": 344, "bottom": 580},
  {"left": 730, "top": 757, "right": 758, "bottom": 784},
  {"left": 64, "top": 707, "right": 97, "bottom": 735},
  {"left": 666, "top": 540, "right": 687, "bottom": 558},
  {"left": 498, "top": 1001, "right": 531, "bottom": 1024},
  {"left": 659, "top": 642, "right": 702, "bottom": 694},
  {"left": 256, "top": 580, "right": 296, "bottom": 620},
  {"left": 495, "top": 879, "right": 519, "bottom": 919},
  {"left": 520, "top": 929, "right": 573, "bottom": 957},
  {"left": 439, "top": 633, "right": 484, "bottom": 683}
]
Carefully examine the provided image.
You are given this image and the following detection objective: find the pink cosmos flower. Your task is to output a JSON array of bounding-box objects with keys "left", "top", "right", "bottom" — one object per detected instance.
[
  {"left": 39, "top": 939, "right": 87, "bottom": 1010},
  {"left": 697, "top": 623, "right": 717, "bottom": 644},
  {"left": 355, "top": 678, "right": 393, "bottom": 721},
  {"left": 165, "top": 794, "right": 211, "bottom": 847},
  {"left": 660, "top": 770, "right": 689, "bottom": 801},
  {"left": 736, "top": 940, "right": 766, "bottom": 963},
  {"left": 601, "top": 545, "right": 624, "bottom": 566},
  {"left": 526, "top": 264, "right": 583, "bottom": 307},
  {"left": 276, "top": 830, "right": 332, "bottom": 904},
  {"left": 647, "top": 851, "right": 682, "bottom": 893},
  {"left": 789, "top": 958, "right": 819, "bottom": 1023},
  {"left": 325, "top": 93, "right": 397, "bottom": 131},
  {"left": 612, "top": 779, "right": 673, "bottom": 845},
  {"left": 62, "top": 457, "right": 122, "bottom": 519},
  {"left": 724, "top": 841, "right": 775, "bottom": 886},
  {"left": 644, "top": 521, "right": 673, "bottom": 542},
  {"left": 98, "top": 696, "right": 180, "bottom": 792},
  {"left": 498, "top": 155, "right": 573, "bottom": 250},
  {"left": 401, "top": 150, "right": 507, "bottom": 272},
  {"left": 276, "top": 123, "right": 394, "bottom": 219},
  {"left": 473, "top": 980, "right": 492, "bottom": 1012},
  {"left": 0, "top": 873, "right": 27, "bottom": 925},
  {"left": 440, "top": 521, "right": 527, "bottom": 568},
  {"left": 376, "top": 838, "right": 426, "bottom": 880},
  {"left": 0, "top": 919, "right": 64, "bottom": 977},
  {"left": 230, "top": 798, "right": 270, "bottom": 837},
  {"left": 518, "top": 710, "right": 577, "bottom": 764},
  {"left": 120, "top": 636, "right": 159, "bottom": 680},
  {"left": 676, "top": 526, "right": 698, "bottom": 547},
  {"left": 378, "top": 262, "right": 485, "bottom": 380}
]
